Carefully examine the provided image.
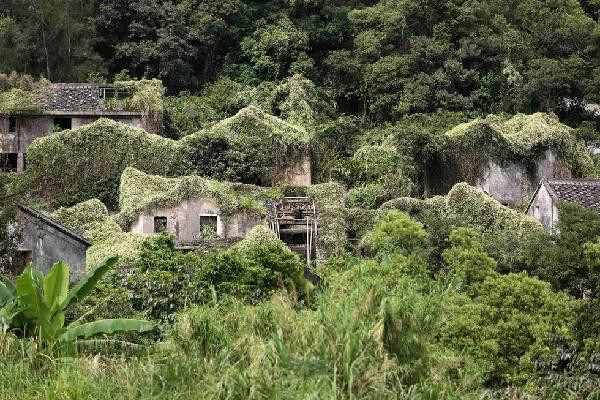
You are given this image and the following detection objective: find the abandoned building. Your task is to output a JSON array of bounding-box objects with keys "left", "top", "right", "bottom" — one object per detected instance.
[
  {"left": 15, "top": 204, "right": 91, "bottom": 279},
  {"left": 129, "top": 198, "right": 264, "bottom": 244},
  {"left": 0, "top": 83, "right": 153, "bottom": 172},
  {"left": 526, "top": 179, "right": 600, "bottom": 229}
]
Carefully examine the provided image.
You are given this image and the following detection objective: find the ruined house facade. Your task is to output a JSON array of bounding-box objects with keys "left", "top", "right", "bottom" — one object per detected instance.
[
  {"left": 0, "top": 84, "right": 150, "bottom": 172},
  {"left": 15, "top": 204, "right": 90, "bottom": 280},
  {"left": 129, "top": 198, "right": 264, "bottom": 244},
  {"left": 526, "top": 179, "right": 600, "bottom": 229}
]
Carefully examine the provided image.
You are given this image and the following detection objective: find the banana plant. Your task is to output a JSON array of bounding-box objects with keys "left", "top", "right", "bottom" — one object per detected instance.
[{"left": 0, "top": 256, "right": 154, "bottom": 349}]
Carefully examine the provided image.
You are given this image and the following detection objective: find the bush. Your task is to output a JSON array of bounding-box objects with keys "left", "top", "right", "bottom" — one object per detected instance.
[
  {"left": 443, "top": 228, "right": 497, "bottom": 289},
  {"left": 370, "top": 210, "right": 428, "bottom": 257},
  {"left": 523, "top": 201, "right": 600, "bottom": 298},
  {"left": 440, "top": 272, "right": 576, "bottom": 386}
]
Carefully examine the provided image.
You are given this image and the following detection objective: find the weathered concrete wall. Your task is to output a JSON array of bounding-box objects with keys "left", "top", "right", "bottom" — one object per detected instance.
[
  {"left": 0, "top": 116, "right": 53, "bottom": 172},
  {"left": 273, "top": 153, "right": 312, "bottom": 186},
  {"left": 475, "top": 150, "right": 570, "bottom": 207},
  {"left": 130, "top": 197, "right": 263, "bottom": 243},
  {"left": 17, "top": 212, "right": 89, "bottom": 281},
  {"left": 527, "top": 184, "right": 558, "bottom": 230}
]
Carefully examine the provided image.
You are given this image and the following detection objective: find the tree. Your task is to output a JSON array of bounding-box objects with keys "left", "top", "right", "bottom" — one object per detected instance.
[{"left": 523, "top": 201, "right": 600, "bottom": 298}]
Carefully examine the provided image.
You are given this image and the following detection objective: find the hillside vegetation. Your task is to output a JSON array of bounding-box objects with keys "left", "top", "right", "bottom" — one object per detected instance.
[{"left": 4, "top": 0, "right": 600, "bottom": 398}]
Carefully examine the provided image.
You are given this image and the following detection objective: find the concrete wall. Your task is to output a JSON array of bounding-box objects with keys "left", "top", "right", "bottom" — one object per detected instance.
[
  {"left": 527, "top": 184, "right": 558, "bottom": 230},
  {"left": 130, "top": 197, "right": 263, "bottom": 243},
  {"left": 17, "top": 212, "right": 89, "bottom": 281},
  {"left": 273, "top": 153, "right": 312, "bottom": 186},
  {"left": 475, "top": 150, "right": 570, "bottom": 207}
]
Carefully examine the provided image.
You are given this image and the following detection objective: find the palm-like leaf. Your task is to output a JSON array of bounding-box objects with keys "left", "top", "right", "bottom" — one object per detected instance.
[
  {"left": 61, "top": 256, "right": 118, "bottom": 312},
  {"left": 58, "top": 319, "right": 155, "bottom": 343},
  {"left": 16, "top": 266, "right": 50, "bottom": 339},
  {"left": 0, "top": 276, "right": 16, "bottom": 307},
  {"left": 44, "top": 261, "right": 69, "bottom": 315}
]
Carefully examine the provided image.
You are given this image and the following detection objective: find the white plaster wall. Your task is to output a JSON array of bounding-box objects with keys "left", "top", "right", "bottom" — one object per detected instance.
[{"left": 527, "top": 184, "right": 556, "bottom": 230}]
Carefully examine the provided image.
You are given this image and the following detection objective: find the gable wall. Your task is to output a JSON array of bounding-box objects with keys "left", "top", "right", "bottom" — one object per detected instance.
[
  {"left": 527, "top": 184, "right": 557, "bottom": 230},
  {"left": 17, "top": 212, "right": 89, "bottom": 281}
]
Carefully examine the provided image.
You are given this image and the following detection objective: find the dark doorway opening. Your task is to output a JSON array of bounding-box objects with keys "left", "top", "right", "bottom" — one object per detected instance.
[
  {"left": 14, "top": 250, "right": 32, "bottom": 276},
  {"left": 0, "top": 153, "right": 18, "bottom": 172},
  {"left": 53, "top": 117, "right": 72, "bottom": 131}
]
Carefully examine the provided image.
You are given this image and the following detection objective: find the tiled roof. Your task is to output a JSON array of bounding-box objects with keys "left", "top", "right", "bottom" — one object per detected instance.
[
  {"left": 544, "top": 179, "right": 600, "bottom": 212},
  {"left": 34, "top": 83, "right": 114, "bottom": 112}
]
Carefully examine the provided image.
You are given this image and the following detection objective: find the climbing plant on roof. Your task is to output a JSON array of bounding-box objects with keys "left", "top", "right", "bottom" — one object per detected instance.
[{"left": 180, "top": 106, "right": 312, "bottom": 186}]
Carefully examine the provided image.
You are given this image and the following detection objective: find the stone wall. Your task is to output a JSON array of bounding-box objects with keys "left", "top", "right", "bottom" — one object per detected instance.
[
  {"left": 17, "top": 211, "right": 89, "bottom": 281},
  {"left": 130, "top": 197, "right": 263, "bottom": 243}
]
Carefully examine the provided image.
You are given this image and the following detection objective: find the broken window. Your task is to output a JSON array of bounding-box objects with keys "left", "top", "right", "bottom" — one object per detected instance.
[
  {"left": 53, "top": 117, "right": 72, "bottom": 131},
  {"left": 199, "top": 215, "right": 218, "bottom": 240},
  {"left": 154, "top": 216, "right": 168, "bottom": 233},
  {"left": 0, "top": 153, "right": 18, "bottom": 172},
  {"left": 8, "top": 117, "right": 16, "bottom": 133},
  {"left": 14, "top": 250, "right": 32, "bottom": 275}
]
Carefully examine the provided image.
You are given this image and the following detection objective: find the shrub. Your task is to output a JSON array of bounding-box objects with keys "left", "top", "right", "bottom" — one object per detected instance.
[
  {"left": 440, "top": 272, "right": 576, "bottom": 385},
  {"left": 370, "top": 210, "right": 428, "bottom": 257},
  {"left": 523, "top": 201, "right": 600, "bottom": 298},
  {"left": 443, "top": 228, "right": 497, "bottom": 289}
]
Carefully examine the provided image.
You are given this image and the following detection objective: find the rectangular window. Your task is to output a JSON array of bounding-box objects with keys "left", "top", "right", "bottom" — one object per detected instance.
[
  {"left": 0, "top": 153, "right": 18, "bottom": 172},
  {"left": 534, "top": 205, "right": 540, "bottom": 218},
  {"left": 8, "top": 117, "right": 16, "bottom": 133},
  {"left": 199, "top": 215, "right": 218, "bottom": 240},
  {"left": 154, "top": 216, "right": 168, "bottom": 233},
  {"left": 53, "top": 117, "right": 72, "bottom": 131}
]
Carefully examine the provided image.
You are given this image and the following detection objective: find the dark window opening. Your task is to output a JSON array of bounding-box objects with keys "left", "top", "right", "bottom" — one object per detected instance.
[
  {"left": 53, "top": 117, "right": 72, "bottom": 131},
  {"left": 0, "top": 153, "right": 18, "bottom": 172},
  {"left": 8, "top": 117, "right": 16, "bottom": 133},
  {"left": 154, "top": 216, "right": 168, "bottom": 233},
  {"left": 199, "top": 215, "right": 218, "bottom": 239}
]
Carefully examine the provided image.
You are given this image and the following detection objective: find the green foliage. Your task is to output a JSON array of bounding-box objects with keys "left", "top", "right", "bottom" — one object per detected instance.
[
  {"left": 180, "top": 106, "right": 311, "bottom": 186},
  {"left": 444, "top": 113, "right": 597, "bottom": 177},
  {"left": 107, "top": 79, "right": 165, "bottom": 133},
  {"left": 441, "top": 272, "right": 576, "bottom": 386},
  {"left": 120, "top": 226, "right": 307, "bottom": 322},
  {"left": 345, "top": 183, "right": 383, "bottom": 209},
  {"left": 27, "top": 118, "right": 189, "bottom": 208},
  {"left": 443, "top": 228, "right": 497, "bottom": 288},
  {"left": 307, "top": 182, "right": 348, "bottom": 260},
  {"left": 370, "top": 210, "right": 428, "bottom": 257},
  {"left": 523, "top": 201, "right": 600, "bottom": 298},
  {"left": 0, "top": 256, "right": 154, "bottom": 350},
  {"left": 50, "top": 199, "right": 109, "bottom": 237}
]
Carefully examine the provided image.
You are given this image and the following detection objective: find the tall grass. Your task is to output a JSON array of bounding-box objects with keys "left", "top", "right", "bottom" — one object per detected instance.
[{"left": 0, "top": 273, "right": 478, "bottom": 399}]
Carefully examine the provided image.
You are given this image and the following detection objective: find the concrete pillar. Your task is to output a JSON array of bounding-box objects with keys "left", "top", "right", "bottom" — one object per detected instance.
[{"left": 17, "top": 152, "right": 25, "bottom": 172}]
